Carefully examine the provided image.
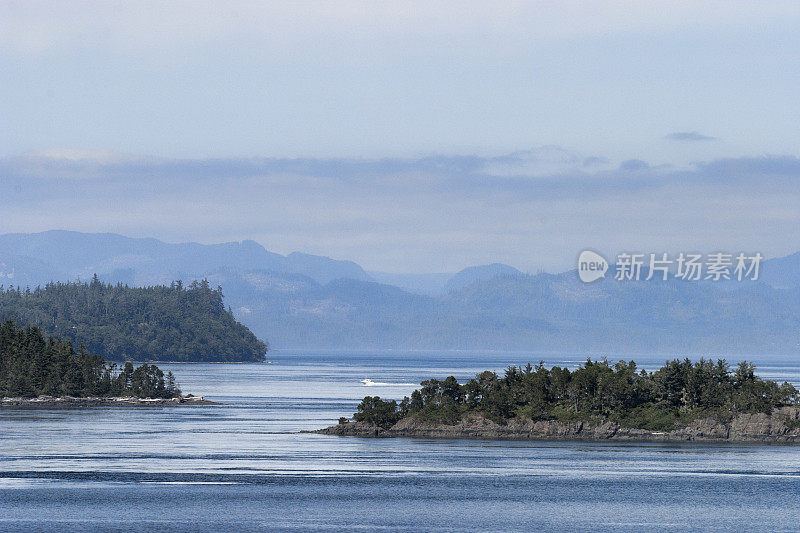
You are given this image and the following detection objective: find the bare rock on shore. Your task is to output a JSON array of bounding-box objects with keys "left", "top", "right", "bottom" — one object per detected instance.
[
  {"left": 315, "top": 407, "right": 800, "bottom": 443},
  {"left": 0, "top": 395, "right": 218, "bottom": 408}
]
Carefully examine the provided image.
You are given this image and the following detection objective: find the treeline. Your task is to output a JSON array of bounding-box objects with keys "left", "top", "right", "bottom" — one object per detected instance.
[
  {"left": 0, "top": 320, "right": 180, "bottom": 398},
  {"left": 0, "top": 277, "right": 267, "bottom": 362},
  {"left": 352, "top": 358, "right": 800, "bottom": 431}
]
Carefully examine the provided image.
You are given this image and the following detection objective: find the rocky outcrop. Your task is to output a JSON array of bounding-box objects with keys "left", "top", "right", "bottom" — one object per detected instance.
[
  {"left": 0, "top": 395, "right": 218, "bottom": 408},
  {"left": 315, "top": 407, "right": 800, "bottom": 443}
]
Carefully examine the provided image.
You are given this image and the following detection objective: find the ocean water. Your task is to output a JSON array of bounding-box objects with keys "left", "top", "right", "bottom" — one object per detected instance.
[{"left": 2, "top": 351, "right": 800, "bottom": 532}]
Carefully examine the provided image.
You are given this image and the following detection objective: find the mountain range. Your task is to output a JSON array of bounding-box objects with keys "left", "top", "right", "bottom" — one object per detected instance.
[{"left": 2, "top": 231, "right": 799, "bottom": 355}]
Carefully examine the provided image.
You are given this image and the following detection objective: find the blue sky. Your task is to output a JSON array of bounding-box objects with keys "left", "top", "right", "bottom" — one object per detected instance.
[{"left": 1, "top": 2, "right": 799, "bottom": 272}]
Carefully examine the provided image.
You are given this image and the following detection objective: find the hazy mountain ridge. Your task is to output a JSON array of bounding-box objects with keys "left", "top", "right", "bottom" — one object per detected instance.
[
  {"left": 210, "top": 268, "right": 799, "bottom": 354},
  {"left": 443, "top": 263, "right": 524, "bottom": 293},
  {"left": 2, "top": 231, "right": 798, "bottom": 354},
  {"left": 758, "top": 251, "right": 800, "bottom": 289},
  {"left": 366, "top": 271, "right": 452, "bottom": 296},
  {"left": 0, "top": 230, "right": 370, "bottom": 287}
]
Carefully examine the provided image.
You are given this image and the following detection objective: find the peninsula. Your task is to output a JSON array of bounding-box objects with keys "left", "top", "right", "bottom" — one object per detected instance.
[
  {"left": 318, "top": 359, "right": 800, "bottom": 443},
  {"left": 0, "top": 320, "right": 212, "bottom": 406},
  {"left": 0, "top": 278, "right": 267, "bottom": 362}
]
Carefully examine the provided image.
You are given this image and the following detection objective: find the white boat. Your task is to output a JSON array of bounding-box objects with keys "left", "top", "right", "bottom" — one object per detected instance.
[{"left": 360, "top": 379, "right": 375, "bottom": 386}]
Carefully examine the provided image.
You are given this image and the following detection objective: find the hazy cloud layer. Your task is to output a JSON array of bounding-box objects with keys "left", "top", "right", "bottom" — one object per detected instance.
[
  {"left": 2, "top": 149, "right": 798, "bottom": 274},
  {"left": 4, "top": 2, "right": 793, "bottom": 55},
  {"left": 666, "top": 132, "right": 717, "bottom": 142}
]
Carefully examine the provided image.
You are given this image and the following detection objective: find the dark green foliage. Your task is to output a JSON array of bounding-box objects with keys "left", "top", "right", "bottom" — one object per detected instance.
[
  {"left": 0, "top": 277, "right": 268, "bottom": 362},
  {"left": 0, "top": 320, "right": 180, "bottom": 398},
  {"left": 353, "top": 358, "right": 800, "bottom": 431},
  {"left": 353, "top": 396, "right": 401, "bottom": 429}
]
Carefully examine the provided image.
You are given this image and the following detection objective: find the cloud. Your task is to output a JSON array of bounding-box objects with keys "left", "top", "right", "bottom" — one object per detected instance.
[
  {"left": 476, "top": 146, "right": 603, "bottom": 177},
  {"left": 582, "top": 156, "right": 609, "bottom": 168},
  {"left": 3, "top": 2, "right": 795, "bottom": 56},
  {"left": 1, "top": 149, "right": 798, "bottom": 273},
  {"left": 619, "top": 159, "right": 649, "bottom": 172},
  {"left": 665, "top": 131, "right": 717, "bottom": 142},
  {"left": 696, "top": 155, "right": 800, "bottom": 176},
  {"left": 24, "top": 148, "right": 131, "bottom": 163}
]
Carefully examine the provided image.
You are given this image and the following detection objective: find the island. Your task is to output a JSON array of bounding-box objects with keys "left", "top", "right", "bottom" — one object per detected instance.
[
  {"left": 0, "top": 320, "right": 214, "bottom": 407},
  {"left": 317, "top": 359, "right": 800, "bottom": 443},
  {"left": 0, "top": 277, "right": 267, "bottom": 362}
]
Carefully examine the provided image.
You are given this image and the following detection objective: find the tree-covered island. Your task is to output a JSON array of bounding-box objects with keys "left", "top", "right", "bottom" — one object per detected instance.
[
  {"left": 321, "top": 359, "right": 800, "bottom": 443},
  {"left": 0, "top": 320, "right": 209, "bottom": 405},
  {"left": 0, "top": 277, "right": 267, "bottom": 362}
]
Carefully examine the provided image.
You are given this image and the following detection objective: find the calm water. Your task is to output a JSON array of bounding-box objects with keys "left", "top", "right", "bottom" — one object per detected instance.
[{"left": 3, "top": 351, "right": 800, "bottom": 532}]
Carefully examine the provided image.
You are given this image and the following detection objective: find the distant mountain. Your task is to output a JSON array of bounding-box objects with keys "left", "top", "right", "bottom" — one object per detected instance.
[
  {"left": 282, "top": 251, "right": 368, "bottom": 284},
  {"left": 228, "top": 270, "right": 799, "bottom": 355},
  {"left": 0, "top": 231, "right": 370, "bottom": 287},
  {"left": 2, "top": 231, "right": 798, "bottom": 354},
  {"left": 760, "top": 252, "right": 800, "bottom": 289},
  {"left": 369, "top": 263, "right": 523, "bottom": 296},
  {"left": 368, "top": 264, "right": 525, "bottom": 296},
  {"left": 367, "top": 271, "right": 452, "bottom": 295},
  {"left": 443, "top": 263, "right": 524, "bottom": 293}
]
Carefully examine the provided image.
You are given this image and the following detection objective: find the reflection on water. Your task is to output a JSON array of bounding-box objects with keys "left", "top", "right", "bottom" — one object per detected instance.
[{"left": 2, "top": 351, "right": 800, "bottom": 531}]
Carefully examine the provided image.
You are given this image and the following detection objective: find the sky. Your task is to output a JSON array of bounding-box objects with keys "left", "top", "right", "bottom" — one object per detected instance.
[{"left": 1, "top": 1, "right": 799, "bottom": 273}]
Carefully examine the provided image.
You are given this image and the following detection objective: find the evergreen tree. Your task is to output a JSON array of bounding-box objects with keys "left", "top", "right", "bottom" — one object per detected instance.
[
  {"left": 0, "top": 320, "right": 181, "bottom": 399},
  {"left": 352, "top": 358, "right": 800, "bottom": 431}
]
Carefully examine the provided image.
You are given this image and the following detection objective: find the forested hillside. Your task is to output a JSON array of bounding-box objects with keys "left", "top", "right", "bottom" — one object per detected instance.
[
  {"left": 0, "top": 278, "right": 268, "bottom": 362},
  {"left": 0, "top": 320, "right": 179, "bottom": 398}
]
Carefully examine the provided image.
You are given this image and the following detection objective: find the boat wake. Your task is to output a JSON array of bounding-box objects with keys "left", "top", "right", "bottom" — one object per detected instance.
[{"left": 360, "top": 379, "right": 416, "bottom": 387}]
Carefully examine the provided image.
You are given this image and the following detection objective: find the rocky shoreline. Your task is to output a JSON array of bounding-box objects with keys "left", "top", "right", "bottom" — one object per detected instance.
[
  {"left": 0, "top": 395, "right": 218, "bottom": 408},
  {"left": 314, "top": 407, "right": 800, "bottom": 444}
]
